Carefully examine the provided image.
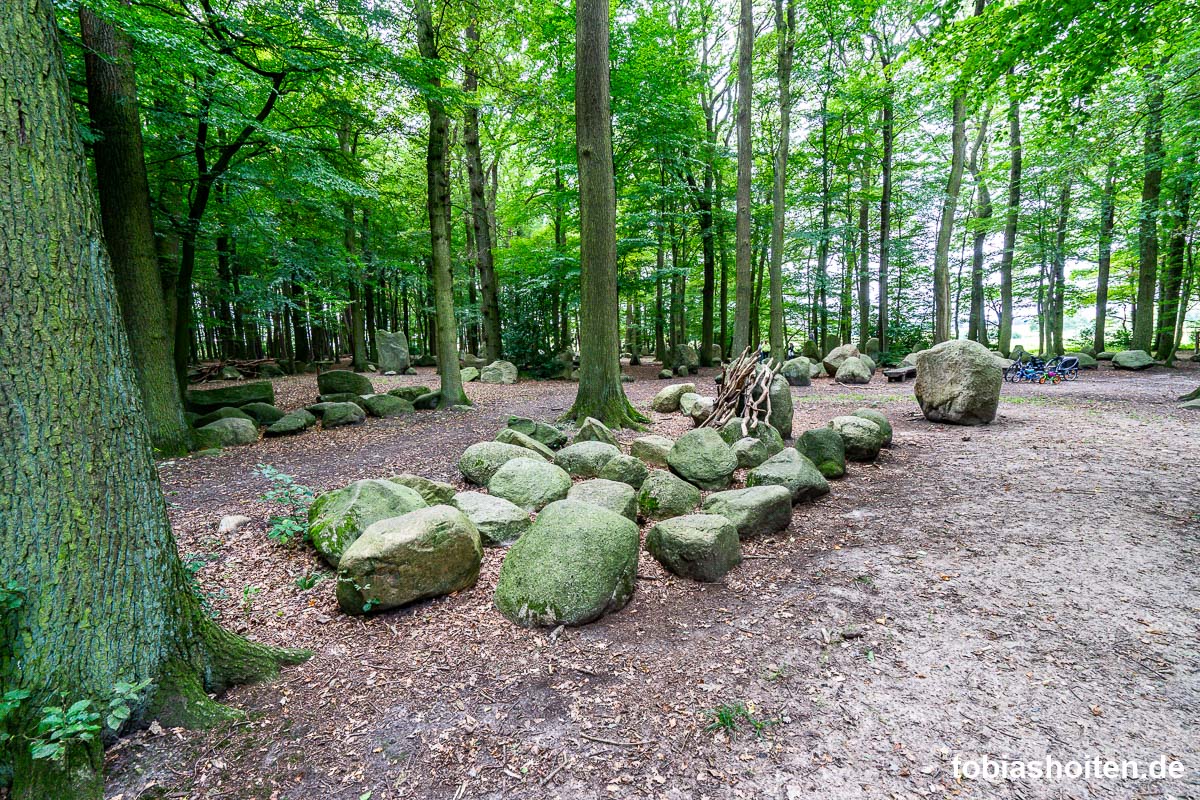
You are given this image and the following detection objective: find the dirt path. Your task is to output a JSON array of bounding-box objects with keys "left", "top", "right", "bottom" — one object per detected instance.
[{"left": 107, "top": 361, "right": 1199, "bottom": 800}]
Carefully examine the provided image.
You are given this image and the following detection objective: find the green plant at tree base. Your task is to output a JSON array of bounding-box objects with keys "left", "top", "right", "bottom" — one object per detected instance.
[
  {"left": 257, "top": 464, "right": 314, "bottom": 545},
  {"left": 1, "top": 681, "right": 150, "bottom": 764},
  {"left": 294, "top": 571, "right": 327, "bottom": 591}
]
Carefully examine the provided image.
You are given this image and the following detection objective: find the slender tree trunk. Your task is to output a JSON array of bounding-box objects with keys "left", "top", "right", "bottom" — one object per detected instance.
[
  {"left": 1, "top": 5, "right": 304, "bottom": 796},
  {"left": 934, "top": 94, "right": 967, "bottom": 342},
  {"left": 716, "top": 166, "right": 730, "bottom": 359},
  {"left": 857, "top": 164, "right": 871, "bottom": 350},
  {"left": 417, "top": 0, "right": 467, "bottom": 405},
  {"left": 733, "top": 0, "right": 754, "bottom": 354},
  {"left": 1051, "top": 181, "right": 1071, "bottom": 355},
  {"left": 967, "top": 107, "right": 992, "bottom": 346},
  {"left": 1154, "top": 151, "right": 1194, "bottom": 362},
  {"left": 1094, "top": 162, "right": 1116, "bottom": 354},
  {"left": 998, "top": 93, "right": 1021, "bottom": 355},
  {"left": 767, "top": 0, "right": 794, "bottom": 358},
  {"left": 80, "top": 5, "right": 189, "bottom": 455},
  {"left": 565, "top": 0, "right": 644, "bottom": 427},
  {"left": 878, "top": 60, "right": 893, "bottom": 354},
  {"left": 1132, "top": 71, "right": 1164, "bottom": 351},
  {"left": 464, "top": 19, "right": 502, "bottom": 362}
]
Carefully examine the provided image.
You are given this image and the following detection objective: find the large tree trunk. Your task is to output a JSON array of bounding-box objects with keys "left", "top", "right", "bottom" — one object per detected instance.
[
  {"left": 767, "top": 0, "right": 794, "bottom": 358},
  {"left": 733, "top": 0, "right": 754, "bottom": 353},
  {"left": 416, "top": 0, "right": 467, "bottom": 406},
  {"left": 1154, "top": 152, "right": 1194, "bottom": 362},
  {"left": 933, "top": 94, "right": 967, "bottom": 343},
  {"left": 464, "top": 20, "right": 502, "bottom": 362},
  {"left": 1094, "top": 163, "right": 1116, "bottom": 354},
  {"left": 565, "top": 0, "right": 644, "bottom": 427},
  {"left": 1131, "top": 72, "right": 1164, "bottom": 351},
  {"left": 1, "top": 4, "right": 303, "bottom": 797},
  {"left": 80, "top": 5, "right": 189, "bottom": 456},
  {"left": 998, "top": 92, "right": 1021, "bottom": 356}
]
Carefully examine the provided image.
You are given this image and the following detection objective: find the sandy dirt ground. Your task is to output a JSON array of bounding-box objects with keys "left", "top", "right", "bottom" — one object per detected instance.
[{"left": 102, "top": 357, "right": 1199, "bottom": 800}]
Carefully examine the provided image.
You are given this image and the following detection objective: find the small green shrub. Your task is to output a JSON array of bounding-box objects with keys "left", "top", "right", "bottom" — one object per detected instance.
[{"left": 257, "top": 464, "right": 314, "bottom": 545}]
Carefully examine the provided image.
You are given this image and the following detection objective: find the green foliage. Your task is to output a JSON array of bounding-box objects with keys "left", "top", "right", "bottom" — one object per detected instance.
[
  {"left": 703, "top": 702, "right": 777, "bottom": 739},
  {"left": 0, "top": 681, "right": 150, "bottom": 762},
  {"left": 0, "top": 581, "right": 24, "bottom": 613},
  {"left": 257, "top": 464, "right": 314, "bottom": 545},
  {"left": 294, "top": 570, "right": 327, "bottom": 591}
]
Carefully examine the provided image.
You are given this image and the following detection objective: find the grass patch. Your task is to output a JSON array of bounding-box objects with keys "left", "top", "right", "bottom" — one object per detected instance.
[{"left": 703, "top": 702, "right": 777, "bottom": 738}]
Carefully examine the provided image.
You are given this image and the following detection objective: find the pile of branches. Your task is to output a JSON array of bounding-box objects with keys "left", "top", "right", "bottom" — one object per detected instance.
[
  {"left": 701, "top": 347, "right": 781, "bottom": 436},
  {"left": 188, "top": 358, "right": 274, "bottom": 383}
]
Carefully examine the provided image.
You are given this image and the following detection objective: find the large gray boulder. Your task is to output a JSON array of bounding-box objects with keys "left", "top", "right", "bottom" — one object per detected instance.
[
  {"left": 487, "top": 457, "right": 572, "bottom": 512},
  {"left": 852, "top": 409, "right": 892, "bottom": 447},
  {"left": 387, "top": 474, "right": 456, "bottom": 505},
  {"left": 598, "top": 453, "right": 649, "bottom": 489},
  {"left": 631, "top": 435, "right": 674, "bottom": 467},
  {"left": 451, "top": 491, "right": 531, "bottom": 546},
  {"left": 198, "top": 417, "right": 258, "bottom": 447},
  {"left": 575, "top": 417, "right": 619, "bottom": 448},
  {"left": 359, "top": 394, "right": 414, "bottom": 418},
  {"left": 494, "top": 500, "right": 639, "bottom": 627},
  {"left": 239, "top": 402, "right": 286, "bottom": 426},
  {"left": 757, "top": 370, "right": 794, "bottom": 439},
  {"left": 746, "top": 447, "right": 830, "bottom": 504},
  {"left": 798, "top": 427, "right": 846, "bottom": 479},
  {"left": 506, "top": 416, "right": 568, "bottom": 450},
  {"left": 651, "top": 382, "right": 696, "bottom": 413},
  {"left": 914, "top": 339, "right": 1002, "bottom": 425},
  {"left": 665, "top": 344, "right": 700, "bottom": 371},
  {"left": 687, "top": 396, "right": 715, "bottom": 425},
  {"left": 336, "top": 505, "right": 481, "bottom": 615},
  {"left": 703, "top": 485, "right": 793, "bottom": 538},
  {"left": 375, "top": 330, "right": 410, "bottom": 373},
  {"left": 480, "top": 360, "right": 519, "bottom": 384},
  {"left": 185, "top": 381, "right": 274, "bottom": 413},
  {"left": 646, "top": 514, "right": 741, "bottom": 583},
  {"left": 1112, "top": 349, "right": 1155, "bottom": 370},
  {"left": 667, "top": 428, "right": 738, "bottom": 490},
  {"left": 829, "top": 416, "right": 886, "bottom": 461},
  {"left": 265, "top": 409, "right": 317, "bottom": 437},
  {"left": 822, "top": 344, "right": 860, "bottom": 377},
  {"left": 321, "top": 401, "right": 366, "bottom": 428},
  {"left": 554, "top": 440, "right": 621, "bottom": 478},
  {"left": 194, "top": 406, "right": 254, "bottom": 428},
  {"left": 1064, "top": 351, "right": 1098, "bottom": 369},
  {"left": 718, "top": 417, "right": 785, "bottom": 457},
  {"left": 388, "top": 386, "right": 432, "bottom": 403},
  {"left": 568, "top": 478, "right": 637, "bottom": 521},
  {"left": 318, "top": 369, "right": 373, "bottom": 396},
  {"left": 782, "top": 358, "right": 812, "bottom": 387},
  {"left": 731, "top": 437, "right": 771, "bottom": 469},
  {"left": 637, "top": 469, "right": 701, "bottom": 521},
  {"left": 458, "top": 441, "right": 546, "bottom": 485},
  {"left": 835, "top": 356, "right": 872, "bottom": 385},
  {"left": 309, "top": 478, "right": 427, "bottom": 567},
  {"left": 864, "top": 337, "right": 880, "bottom": 357},
  {"left": 460, "top": 367, "right": 480, "bottom": 383},
  {"left": 495, "top": 427, "right": 556, "bottom": 461}
]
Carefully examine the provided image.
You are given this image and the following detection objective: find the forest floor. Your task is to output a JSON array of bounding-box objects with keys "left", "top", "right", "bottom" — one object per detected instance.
[{"left": 105, "top": 355, "right": 1199, "bottom": 800}]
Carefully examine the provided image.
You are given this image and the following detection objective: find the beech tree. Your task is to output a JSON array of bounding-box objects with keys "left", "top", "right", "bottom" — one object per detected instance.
[{"left": 0, "top": 2, "right": 304, "bottom": 797}]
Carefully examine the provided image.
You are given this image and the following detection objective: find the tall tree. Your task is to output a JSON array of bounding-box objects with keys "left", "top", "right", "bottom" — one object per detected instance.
[
  {"left": 998, "top": 90, "right": 1021, "bottom": 356},
  {"left": 1154, "top": 150, "right": 1194, "bottom": 361},
  {"left": 1, "top": 2, "right": 303, "bottom": 796},
  {"left": 732, "top": 0, "right": 754, "bottom": 354},
  {"left": 967, "top": 107, "right": 992, "bottom": 345},
  {"left": 565, "top": 0, "right": 645, "bottom": 427},
  {"left": 79, "top": 4, "right": 190, "bottom": 456},
  {"left": 767, "top": 0, "right": 795, "bottom": 358},
  {"left": 1093, "top": 162, "right": 1116, "bottom": 353},
  {"left": 1131, "top": 71, "right": 1164, "bottom": 351},
  {"left": 933, "top": 94, "right": 967, "bottom": 342},
  {"left": 416, "top": 0, "right": 468, "bottom": 406}
]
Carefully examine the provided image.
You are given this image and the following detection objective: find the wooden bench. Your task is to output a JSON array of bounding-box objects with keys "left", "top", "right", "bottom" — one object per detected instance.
[{"left": 883, "top": 364, "right": 916, "bottom": 382}]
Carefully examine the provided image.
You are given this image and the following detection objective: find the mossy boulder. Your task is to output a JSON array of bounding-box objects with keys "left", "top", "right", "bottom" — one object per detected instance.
[
  {"left": 718, "top": 418, "right": 785, "bottom": 457},
  {"left": 746, "top": 447, "right": 829, "bottom": 504},
  {"left": 318, "top": 369, "right": 373, "bottom": 396},
  {"left": 336, "top": 505, "right": 481, "bottom": 615},
  {"left": 360, "top": 394, "right": 414, "bottom": 418},
  {"left": 1064, "top": 351, "right": 1098, "bottom": 369},
  {"left": 1112, "top": 349, "right": 1155, "bottom": 370},
  {"left": 798, "top": 427, "right": 846, "bottom": 479},
  {"left": 598, "top": 453, "right": 649, "bottom": 489},
  {"left": 637, "top": 469, "right": 701, "bottom": 521},
  {"left": 575, "top": 417, "right": 619, "bottom": 448},
  {"left": 185, "top": 381, "right": 275, "bottom": 413},
  {"left": 459, "top": 441, "right": 546, "bottom": 485},
  {"left": 198, "top": 417, "right": 258, "bottom": 447},
  {"left": 852, "top": 408, "right": 892, "bottom": 447},
  {"left": 480, "top": 360, "right": 519, "bottom": 384},
  {"left": 493, "top": 500, "right": 639, "bottom": 627},
  {"left": 667, "top": 428, "right": 737, "bottom": 490},
  {"left": 195, "top": 406, "right": 254, "bottom": 428},
  {"left": 506, "top": 416, "right": 568, "bottom": 450},
  {"left": 460, "top": 366, "right": 480, "bottom": 383},
  {"left": 321, "top": 402, "right": 366, "bottom": 428},
  {"left": 650, "top": 382, "right": 696, "bottom": 413},
  {"left": 388, "top": 386, "right": 432, "bottom": 403},
  {"left": 702, "top": 485, "right": 793, "bottom": 538},
  {"left": 387, "top": 474, "right": 456, "bottom": 505},
  {"left": 487, "top": 457, "right": 572, "bottom": 512},
  {"left": 495, "top": 427, "right": 556, "bottom": 461},
  {"left": 318, "top": 392, "right": 365, "bottom": 405},
  {"left": 835, "top": 356, "right": 872, "bottom": 385},
  {"left": 568, "top": 478, "right": 637, "bottom": 521},
  {"left": 413, "top": 391, "right": 441, "bottom": 410},
  {"left": 630, "top": 435, "right": 674, "bottom": 467},
  {"left": 782, "top": 358, "right": 812, "bottom": 387},
  {"left": 554, "top": 440, "right": 620, "bottom": 478},
  {"left": 451, "top": 491, "right": 531, "bottom": 546},
  {"left": 829, "top": 416, "right": 885, "bottom": 461},
  {"left": 309, "top": 478, "right": 428, "bottom": 567},
  {"left": 822, "top": 344, "right": 861, "bottom": 378},
  {"left": 731, "top": 437, "right": 770, "bottom": 469},
  {"left": 265, "top": 409, "right": 317, "bottom": 437},
  {"left": 238, "top": 402, "right": 286, "bottom": 426},
  {"left": 914, "top": 339, "right": 1001, "bottom": 425},
  {"left": 646, "top": 514, "right": 741, "bottom": 582}
]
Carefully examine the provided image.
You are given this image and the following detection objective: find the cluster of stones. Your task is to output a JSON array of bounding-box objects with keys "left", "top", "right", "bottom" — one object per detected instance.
[
  {"left": 648, "top": 368, "right": 794, "bottom": 440},
  {"left": 305, "top": 399, "right": 893, "bottom": 629},
  {"left": 184, "top": 381, "right": 287, "bottom": 449}
]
